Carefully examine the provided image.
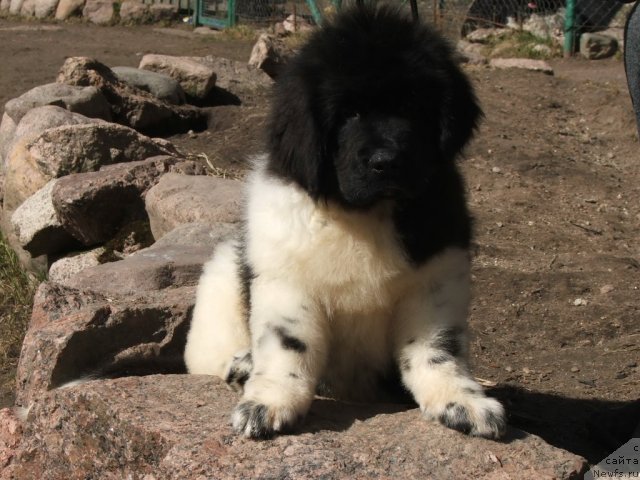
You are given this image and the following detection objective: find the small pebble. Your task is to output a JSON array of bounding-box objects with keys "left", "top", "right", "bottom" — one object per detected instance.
[
  {"left": 600, "top": 285, "right": 615, "bottom": 294},
  {"left": 491, "top": 166, "right": 501, "bottom": 173},
  {"left": 570, "top": 366, "right": 580, "bottom": 373},
  {"left": 573, "top": 298, "right": 587, "bottom": 306},
  {"left": 505, "top": 366, "right": 514, "bottom": 373}
]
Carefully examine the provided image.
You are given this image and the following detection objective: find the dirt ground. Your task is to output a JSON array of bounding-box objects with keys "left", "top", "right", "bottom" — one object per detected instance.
[{"left": 0, "top": 17, "right": 638, "bottom": 465}]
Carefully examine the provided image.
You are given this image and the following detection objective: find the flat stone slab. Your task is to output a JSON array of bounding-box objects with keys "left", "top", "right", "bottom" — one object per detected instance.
[
  {"left": 4, "top": 375, "right": 588, "bottom": 479},
  {"left": 489, "top": 58, "right": 554, "bottom": 75}
]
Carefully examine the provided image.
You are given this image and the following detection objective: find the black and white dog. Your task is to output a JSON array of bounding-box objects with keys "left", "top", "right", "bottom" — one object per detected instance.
[{"left": 185, "top": 6, "right": 506, "bottom": 439}]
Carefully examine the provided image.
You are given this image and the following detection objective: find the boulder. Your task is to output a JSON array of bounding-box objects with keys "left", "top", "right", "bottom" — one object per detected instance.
[
  {"left": 82, "top": 0, "right": 113, "bottom": 24},
  {"left": 2, "top": 122, "right": 174, "bottom": 214},
  {"left": 5, "top": 375, "right": 588, "bottom": 479},
  {"left": 10, "top": 179, "right": 80, "bottom": 257},
  {"left": 248, "top": 32, "right": 295, "bottom": 78},
  {"left": 4, "top": 82, "right": 111, "bottom": 124},
  {"left": 48, "top": 247, "right": 105, "bottom": 284},
  {"left": 2, "top": 138, "right": 50, "bottom": 215},
  {"left": 8, "top": 0, "right": 23, "bottom": 14},
  {"left": 50, "top": 156, "right": 187, "bottom": 246},
  {"left": 118, "top": 0, "right": 146, "bottom": 22},
  {"left": 489, "top": 58, "right": 554, "bottom": 75},
  {"left": 64, "top": 237, "right": 214, "bottom": 295},
  {"left": 0, "top": 113, "right": 17, "bottom": 169},
  {"left": 0, "top": 0, "right": 10, "bottom": 11},
  {"left": 5, "top": 106, "right": 104, "bottom": 172},
  {"left": 138, "top": 54, "right": 217, "bottom": 100},
  {"left": 112, "top": 66, "right": 186, "bottom": 105},
  {"left": 580, "top": 33, "right": 618, "bottom": 60},
  {"left": 54, "top": 0, "right": 84, "bottom": 19},
  {"left": 57, "top": 56, "right": 206, "bottom": 135},
  {"left": 14, "top": 282, "right": 194, "bottom": 407},
  {"left": 145, "top": 173, "right": 243, "bottom": 240},
  {"left": 34, "top": 0, "right": 59, "bottom": 18},
  {"left": 19, "top": 0, "right": 34, "bottom": 16}
]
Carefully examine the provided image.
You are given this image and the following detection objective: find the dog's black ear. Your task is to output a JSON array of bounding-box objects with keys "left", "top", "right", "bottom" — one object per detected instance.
[
  {"left": 438, "top": 66, "right": 483, "bottom": 162},
  {"left": 266, "top": 67, "right": 328, "bottom": 200}
]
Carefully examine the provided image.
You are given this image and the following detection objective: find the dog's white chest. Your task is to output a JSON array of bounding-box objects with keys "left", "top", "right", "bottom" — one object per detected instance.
[{"left": 246, "top": 172, "right": 410, "bottom": 314}]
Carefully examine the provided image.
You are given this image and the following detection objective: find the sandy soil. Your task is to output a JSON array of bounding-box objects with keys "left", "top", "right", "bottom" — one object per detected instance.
[{"left": 0, "top": 18, "right": 638, "bottom": 464}]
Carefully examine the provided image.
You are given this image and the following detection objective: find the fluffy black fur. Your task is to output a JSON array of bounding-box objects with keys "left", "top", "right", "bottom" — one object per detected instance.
[{"left": 266, "top": 6, "right": 481, "bottom": 264}]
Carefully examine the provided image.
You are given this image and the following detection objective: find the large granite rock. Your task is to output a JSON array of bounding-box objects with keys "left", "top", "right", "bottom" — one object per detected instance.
[
  {"left": 57, "top": 56, "right": 206, "bottom": 135},
  {"left": 4, "top": 375, "right": 588, "bottom": 479},
  {"left": 0, "top": 113, "right": 17, "bottom": 169},
  {"left": 112, "top": 66, "right": 186, "bottom": 105},
  {"left": 138, "top": 54, "right": 217, "bottom": 100},
  {"left": 50, "top": 156, "right": 186, "bottom": 247},
  {"left": 34, "top": 0, "right": 60, "bottom": 18},
  {"left": 4, "top": 82, "right": 111, "bottom": 124},
  {"left": 579, "top": 33, "right": 618, "bottom": 60},
  {"left": 2, "top": 122, "right": 174, "bottom": 214},
  {"left": 10, "top": 179, "right": 80, "bottom": 257},
  {"left": 14, "top": 282, "right": 194, "bottom": 407},
  {"left": 145, "top": 173, "right": 243, "bottom": 240},
  {"left": 81, "top": 0, "right": 113, "bottom": 24},
  {"left": 54, "top": 0, "right": 84, "bottom": 19},
  {"left": 248, "top": 33, "right": 295, "bottom": 78},
  {"left": 3, "top": 105, "right": 104, "bottom": 171}
]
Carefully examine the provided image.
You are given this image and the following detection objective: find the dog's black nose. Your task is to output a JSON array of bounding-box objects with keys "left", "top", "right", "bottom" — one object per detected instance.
[{"left": 369, "top": 149, "right": 397, "bottom": 174}]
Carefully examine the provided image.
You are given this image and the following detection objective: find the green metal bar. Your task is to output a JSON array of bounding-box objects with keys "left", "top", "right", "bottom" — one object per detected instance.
[
  {"left": 306, "top": 0, "right": 323, "bottom": 26},
  {"left": 564, "top": 0, "right": 576, "bottom": 57},
  {"left": 228, "top": 0, "right": 236, "bottom": 26}
]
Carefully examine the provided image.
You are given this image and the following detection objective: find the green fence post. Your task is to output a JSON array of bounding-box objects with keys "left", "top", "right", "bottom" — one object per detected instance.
[
  {"left": 564, "top": 0, "right": 576, "bottom": 57},
  {"left": 228, "top": 0, "right": 236, "bottom": 26},
  {"left": 306, "top": 0, "right": 323, "bottom": 25}
]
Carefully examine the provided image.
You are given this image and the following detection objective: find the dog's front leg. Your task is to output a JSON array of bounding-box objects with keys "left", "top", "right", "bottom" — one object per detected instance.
[
  {"left": 394, "top": 249, "right": 506, "bottom": 439},
  {"left": 231, "top": 278, "right": 327, "bottom": 439}
]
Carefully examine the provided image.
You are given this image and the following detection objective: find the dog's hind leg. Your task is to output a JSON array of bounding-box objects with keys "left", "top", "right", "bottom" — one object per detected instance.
[
  {"left": 393, "top": 248, "right": 506, "bottom": 439},
  {"left": 184, "top": 239, "right": 250, "bottom": 379}
]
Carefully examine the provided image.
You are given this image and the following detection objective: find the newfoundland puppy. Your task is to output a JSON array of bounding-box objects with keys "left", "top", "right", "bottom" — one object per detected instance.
[{"left": 185, "top": 5, "right": 506, "bottom": 439}]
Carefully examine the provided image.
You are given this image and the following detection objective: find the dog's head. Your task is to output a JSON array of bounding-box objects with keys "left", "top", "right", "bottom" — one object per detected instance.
[{"left": 267, "top": 6, "right": 481, "bottom": 209}]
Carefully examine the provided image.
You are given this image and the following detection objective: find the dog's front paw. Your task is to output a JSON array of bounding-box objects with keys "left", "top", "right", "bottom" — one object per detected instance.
[
  {"left": 425, "top": 394, "right": 506, "bottom": 439},
  {"left": 232, "top": 399, "right": 303, "bottom": 439}
]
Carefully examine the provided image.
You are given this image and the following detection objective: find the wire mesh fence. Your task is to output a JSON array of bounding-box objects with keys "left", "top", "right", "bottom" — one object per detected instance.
[{"left": 195, "top": 0, "right": 633, "bottom": 46}]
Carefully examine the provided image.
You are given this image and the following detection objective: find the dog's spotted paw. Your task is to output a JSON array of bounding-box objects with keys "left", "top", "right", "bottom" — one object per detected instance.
[
  {"left": 425, "top": 395, "right": 506, "bottom": 439},
  {"left": 225, "top": 350, "right": 253, "bottom": 393},
  {"left": 231, "top": 400, "right": 303, "bottom": 439}
]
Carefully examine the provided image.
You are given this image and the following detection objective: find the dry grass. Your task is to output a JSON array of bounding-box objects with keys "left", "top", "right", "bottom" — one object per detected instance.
[{"left": 0, "top": 233, "right": 40, "bottom": 403}]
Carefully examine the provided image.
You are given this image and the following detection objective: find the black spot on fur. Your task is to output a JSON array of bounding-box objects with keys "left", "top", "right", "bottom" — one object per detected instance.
[
  {"left": 432, "top": 327, "right": 464, "bottom": 358},
  {"left": 235, "top": 236, "right": 256, "bottom": 325},
  {"left": 438, "top": 402, "right": 473, "bottom": 434},
  {"left": 273, "top": 326, "right": 307, "bottom": 353},
  {"left": 406, "top": 338, "right": 416, "bottom": 345},
  {"left": 225, "top": 351, "right": 253, "bottom": 391},
  {"left": 288, "top": 372, "right": 301, "bottom": 379}
]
